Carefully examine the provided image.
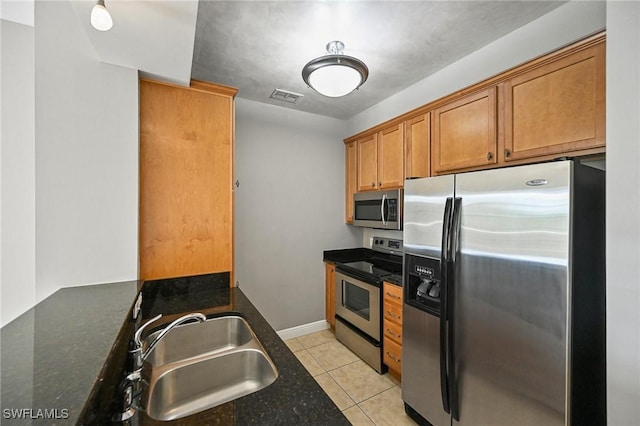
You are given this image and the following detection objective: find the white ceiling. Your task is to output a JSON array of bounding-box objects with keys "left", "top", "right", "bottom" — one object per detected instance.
[
  {"left": 191, "top": 1, "right": 567, "bottom": 118},
  {"left": 70, "top": 0, "right": 568, "bottom": 119}
]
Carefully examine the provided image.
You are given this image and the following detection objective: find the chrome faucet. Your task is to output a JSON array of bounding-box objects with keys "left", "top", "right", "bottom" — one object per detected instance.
[
  {"left": 114, "top": 312, "right": 207, "bottom": 421},
  {"left": 130, "top": 312, "right": 207, "bottom": 371}
]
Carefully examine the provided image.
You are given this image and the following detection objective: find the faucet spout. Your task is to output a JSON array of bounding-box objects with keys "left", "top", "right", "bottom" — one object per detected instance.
[
  {"left": 142, "top": 313, "right": 207, "bottom": 360},
  {"left": 130, "top": 312, "right": 207, "bottom": 370}
]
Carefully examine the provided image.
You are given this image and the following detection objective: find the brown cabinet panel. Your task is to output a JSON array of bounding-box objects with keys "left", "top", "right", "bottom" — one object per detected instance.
[
  {"left": 345, "top": 141, "right": 357, "bottom": 223},
  {"left": 384, "top": 302, "right": 403, "bottom": 324},
  {"left": 383, "top": 282, "right": 403, "bottom": 378},
  {"left": 357, "top": 134, "right": 378, "bottom": 191},
  {"left": 504, "top": 42, "right": 605, "bottom": 161},
  {"left": 432, "top": 87, "right": 497, "bottom": 173},
  {"left": 378, "top": 123, "right": 405, "bottom": 188},
  {"left": 139, "top": 79, "right": 235, "bottom": 281},
  {"left": 384, "top": 320, "right": 403, "bottom": 345},
  {"left": 405, "top": 112, "right": 431, "bottom": 179},
  {"left": 383, "top": 337, "right": 402, "bottom": 375},
  {"left": 383, "top": 282, "right": 403, "bottom": 307},
  {"left": 325, "top": 263, "right": 336, "bottom": 330}
]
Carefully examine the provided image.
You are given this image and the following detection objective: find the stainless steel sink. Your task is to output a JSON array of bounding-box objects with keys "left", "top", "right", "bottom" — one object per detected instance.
[
  {"left": 140, "top": 315, "right": 278, "bottom": 421},
  {"left": 143, "top": 315, "right": 254, "bottom": 366}
]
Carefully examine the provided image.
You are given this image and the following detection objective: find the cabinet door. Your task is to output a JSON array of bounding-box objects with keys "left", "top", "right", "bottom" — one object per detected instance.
[
  {"left": 405, "top": 112, "right": 431, "bottom": 179},
  {"left": 325, "top": 263, "right": 336, "bottom": 329},
  {"left": 357, "top": 133, "right": 378, "bottom": 191},
  {"left": 503, "top": 42, "right": 605, "bottom": 161},
  {"left": 139, "top": 79, "right": 235, "bottom": 280},
  {"left": 378, "top": 123, "right": 405, "bottom": 189},
  {"left": 432, "top": 87, "right": 497, "bottom": 173},
  {"left": 345, "top": 141, "right": 357, "bottom": 223}
]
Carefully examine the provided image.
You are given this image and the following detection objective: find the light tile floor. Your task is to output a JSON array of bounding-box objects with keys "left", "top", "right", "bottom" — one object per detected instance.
[{"left": 285, "top": 330, "right": 416, "bottom": 425}]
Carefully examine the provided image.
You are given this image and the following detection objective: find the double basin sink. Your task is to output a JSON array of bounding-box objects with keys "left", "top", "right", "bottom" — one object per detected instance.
[{"left": 140, "top": 315, "right": 279, "bottom": 421}]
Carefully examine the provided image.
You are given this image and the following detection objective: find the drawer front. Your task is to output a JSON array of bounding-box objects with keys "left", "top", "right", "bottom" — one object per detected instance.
[
  {"left": 384, "top": 302, "right": 403, "bottom": 325},
  {"left": 384, "top": 319, "right": 403, "bottom": 345},
  {"left": 383, "top": 283, "right": 403, "bottom": 306},
  {"left": 384, "top": 337, "right": 402, "bottom": 372}
]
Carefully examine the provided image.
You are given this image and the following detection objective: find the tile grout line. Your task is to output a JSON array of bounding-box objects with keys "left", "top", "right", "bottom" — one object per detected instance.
[{"left": 288, "top": 333, "right": 403, "bottom": 425}]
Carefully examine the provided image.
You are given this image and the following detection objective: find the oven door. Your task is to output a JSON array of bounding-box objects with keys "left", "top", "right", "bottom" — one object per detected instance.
[{"left": 335, "top": 271, "right": 381, "bottom": 341}]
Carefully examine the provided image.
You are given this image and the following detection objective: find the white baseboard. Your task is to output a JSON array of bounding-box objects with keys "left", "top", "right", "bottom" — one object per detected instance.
[{"left": 276, "top": 320, "right": 330, "bottom": 340}]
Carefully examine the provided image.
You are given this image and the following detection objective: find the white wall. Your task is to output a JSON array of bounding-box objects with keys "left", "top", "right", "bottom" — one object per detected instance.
[
  {"left": 606, "top": 2, "right": 640, "bottom": 424},
  {"left": 347, "top": 0, "right": 606, "bottom": 135},
  {"left": 34, "top": 1, "right": 138, "bottom": 303},
  {"left": 234, "top": 98, "right": 361, "bottom": 331},
  {"left": 0, "top": 19, "right": 36, "bottom": 326}
]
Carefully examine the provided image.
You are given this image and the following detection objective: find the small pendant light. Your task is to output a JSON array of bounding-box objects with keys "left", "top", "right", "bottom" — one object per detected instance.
[{"left": 91, "top": 0, "right": 113, "bottom": 32}]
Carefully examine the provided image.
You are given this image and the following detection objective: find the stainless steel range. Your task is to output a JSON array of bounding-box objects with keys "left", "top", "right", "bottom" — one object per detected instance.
[{"left": 334, "top": 237, "right": 403, "bottom": 373}]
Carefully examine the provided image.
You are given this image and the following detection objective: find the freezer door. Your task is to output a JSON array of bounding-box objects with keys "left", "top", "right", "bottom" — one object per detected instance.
[
  {"left": 404, "top": 175, "right": 455, "bottom": 258},
  {"left": 402, "top": 304, "right": 449, "bottom": 426},
  {"left": 452, "top": 161, "right": 571, "bottom": 426}
]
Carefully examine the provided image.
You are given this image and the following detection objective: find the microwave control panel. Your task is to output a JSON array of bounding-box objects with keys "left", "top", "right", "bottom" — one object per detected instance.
[{"left": 386, "top": 199, "right": 398, "bottom": 221}]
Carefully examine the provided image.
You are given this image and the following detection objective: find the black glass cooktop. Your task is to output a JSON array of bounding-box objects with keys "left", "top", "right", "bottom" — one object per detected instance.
[{"left": 337, "top": 255, "right": 402, "bottom": 285}]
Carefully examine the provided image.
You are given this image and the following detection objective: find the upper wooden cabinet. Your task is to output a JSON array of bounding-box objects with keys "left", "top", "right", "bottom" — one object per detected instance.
[
  {"left": 345, "top": 141, "right": 357, "bottom": 223},
  {"left": 378, "top": 123, "right": 405, "bottom": 189},
  {"left": 356, "top": 124, "right": 405, "bottom": 192},
  {"left": 503, "top": 42, "right": 605, "bottom": 162},
  {"left": 357, "top": 133, "right": 378, "bottom": 191},
  {"left": 343, "top": 32, "right": 605, "bottom": 200},
  {"left": 432, "top": 87, "right": 497, "bottom": 174},
  {"left": 405, "top": 112, "right": 431, "bottom": 179}
]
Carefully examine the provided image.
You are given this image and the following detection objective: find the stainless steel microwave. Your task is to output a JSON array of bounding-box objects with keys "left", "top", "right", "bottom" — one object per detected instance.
[{"left": 352, "top": 189, "right": 402, "bottom": 230}]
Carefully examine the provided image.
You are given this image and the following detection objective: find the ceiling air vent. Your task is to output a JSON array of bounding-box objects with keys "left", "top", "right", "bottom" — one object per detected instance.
[{"left": 270, "top": 89, "right": 304, "bottom": 104}]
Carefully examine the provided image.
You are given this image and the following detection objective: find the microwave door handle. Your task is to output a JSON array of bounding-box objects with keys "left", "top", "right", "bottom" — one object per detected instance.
[{"left": 381, "top": 194, "right": 387, "bottom": 226}]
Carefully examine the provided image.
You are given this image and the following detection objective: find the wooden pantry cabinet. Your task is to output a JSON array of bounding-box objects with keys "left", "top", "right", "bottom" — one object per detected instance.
[
  {"left": 139, "top": 79, "right": 237, "bottom": 281},
  {"left": 432, "top": 87, "right": 498, "bottom": 174},
  {"left": 503, "top": 41, "right": 605, "bottom": 162},
  {"left": 383, "top": 282, "right": 403, "bottom": 379}
]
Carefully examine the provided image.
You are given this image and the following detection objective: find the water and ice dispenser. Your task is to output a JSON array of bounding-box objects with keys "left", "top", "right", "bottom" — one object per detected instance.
[{"left": 404, "top": 254, "right": 441, "bottom": 315}]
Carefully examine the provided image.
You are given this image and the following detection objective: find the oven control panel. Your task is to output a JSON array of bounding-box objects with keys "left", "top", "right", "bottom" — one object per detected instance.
[{"left": 372, "top": 237, "right": 403, "bottom": 255}]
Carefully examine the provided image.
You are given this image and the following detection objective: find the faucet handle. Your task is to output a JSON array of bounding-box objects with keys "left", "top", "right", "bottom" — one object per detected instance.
[{"left": 134, "top": 313, "right": 162, "bottom": 347}]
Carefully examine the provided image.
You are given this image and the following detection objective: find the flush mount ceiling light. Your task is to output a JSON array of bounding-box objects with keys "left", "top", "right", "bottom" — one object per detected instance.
[
  {"left": 302, "top": 41, "right": 369, "bottom": 98},
  {"left": 91, "top": 0, "right": 113, "bottom": 31}
]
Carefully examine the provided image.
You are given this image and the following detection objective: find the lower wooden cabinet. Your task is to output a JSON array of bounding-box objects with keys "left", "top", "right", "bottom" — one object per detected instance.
[
  {"left": 383, "top": 282, "right": 403, "bottom": 379},
  {"left": 325, "top": 262, "right": 336, "bottom": 330}
]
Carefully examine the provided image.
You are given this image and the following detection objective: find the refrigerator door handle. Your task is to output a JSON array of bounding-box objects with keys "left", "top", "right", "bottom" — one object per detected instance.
[
  {"left": 439, "top": 197, "right": 454, "bottom": 414},
  {"left": 448, "top": 197, "right": 463, "bottom": 421}
]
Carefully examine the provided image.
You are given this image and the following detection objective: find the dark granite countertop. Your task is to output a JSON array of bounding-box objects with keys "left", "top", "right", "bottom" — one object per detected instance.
[
  {"left": 1, "top": 274, "right": 348, "bottom": 425},
  {"left": 1, "top": 281, "right": 139, "bottom": 424},
  {"left": 81, "top": 272, "right": 349, "bottom": 425}
]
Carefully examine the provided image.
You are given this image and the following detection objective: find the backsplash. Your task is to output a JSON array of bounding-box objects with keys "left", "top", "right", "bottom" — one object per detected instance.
[{"left": 362, "top": 228, "right": 403, "bottom": 248}]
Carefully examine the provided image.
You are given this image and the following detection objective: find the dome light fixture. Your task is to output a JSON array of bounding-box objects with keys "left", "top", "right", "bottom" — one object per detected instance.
[
  {"left": 302, "top": 41, "right": 369, "bottom": 98},
  {"left": 91, "top": 0, "right": 113, "bottom": 31}
]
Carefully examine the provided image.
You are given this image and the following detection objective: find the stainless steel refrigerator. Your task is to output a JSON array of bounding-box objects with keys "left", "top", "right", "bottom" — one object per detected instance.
[{"left": 401, "top": 160, "right": 605, "bottom": 426}]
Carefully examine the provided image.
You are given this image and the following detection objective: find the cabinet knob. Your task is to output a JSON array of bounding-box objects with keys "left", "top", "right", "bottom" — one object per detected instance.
[
  {"left": 504, "top": 149, "right": 511, "bottom": 158},
  {"left": 378, "top": 182, "right": 382, "bottom": 187},
  {"left": 371, "top": 182, "right": 375, "bottom": 188},
  {"left": 487, "top": 152, "right": 493, "bottom": 161}
]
